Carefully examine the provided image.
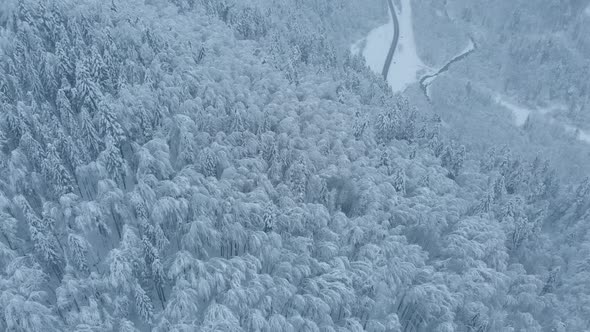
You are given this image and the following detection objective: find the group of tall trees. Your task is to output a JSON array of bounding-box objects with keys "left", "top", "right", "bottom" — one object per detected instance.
[{"left": 0, "top": 0, "right": 588, "bottom": 331}]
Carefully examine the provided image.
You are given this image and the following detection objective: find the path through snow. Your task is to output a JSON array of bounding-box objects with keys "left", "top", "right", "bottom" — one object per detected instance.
[
  {"left": 494, "top": 96, "right": 533, "bottom": 127},
  {"left": 495, "top": 95, "right": 590, "bottom": 144}
]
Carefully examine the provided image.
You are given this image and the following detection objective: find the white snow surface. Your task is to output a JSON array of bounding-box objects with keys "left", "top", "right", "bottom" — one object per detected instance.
[
  {"left": 495, "top": 95, "right": 590, "bottom": 144},
  {"left": 494, "top": 96, "right": 531, "bottom": 127},
  {"left": 350, "top": 38, "right": 365, "bottom": 57},
  {"left": 461, "top": 38, "right": 475, "bottom": 56},
  {"left": 350, "top": 0, "right": 427, "bottom": 93},
  {"left": 564, "top": 124, "right": 590, "bottom": 144},
  {"left": 578, "top": 131, "right": 590, "bottom": 143}
]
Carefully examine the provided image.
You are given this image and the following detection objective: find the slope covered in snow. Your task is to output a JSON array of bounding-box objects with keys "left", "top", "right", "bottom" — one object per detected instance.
[{"left": 2, "top": 0, "right": 590, "bottom": 331}]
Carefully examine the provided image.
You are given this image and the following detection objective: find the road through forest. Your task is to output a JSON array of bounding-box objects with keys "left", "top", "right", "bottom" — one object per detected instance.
[{"left": 381, "top": 0, "right": 399, "bottom": 80}]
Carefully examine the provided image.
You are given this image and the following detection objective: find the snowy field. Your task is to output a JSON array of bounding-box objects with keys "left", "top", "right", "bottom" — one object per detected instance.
[{"left": 351, "top": 0, "right": 427, "bottom": 93}]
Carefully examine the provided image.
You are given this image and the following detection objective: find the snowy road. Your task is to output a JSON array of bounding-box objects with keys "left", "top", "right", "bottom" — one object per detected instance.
[
  {"left": 351, "top": 0, "right": 427, "bottom": 93},
  {"left": 381, "top": 0, "right": 399, "bottom": 80}
]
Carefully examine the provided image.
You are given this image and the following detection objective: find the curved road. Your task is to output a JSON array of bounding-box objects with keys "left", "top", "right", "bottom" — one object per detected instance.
[{"left": 381, "top": 0, "right": 399, "bottom": 80}]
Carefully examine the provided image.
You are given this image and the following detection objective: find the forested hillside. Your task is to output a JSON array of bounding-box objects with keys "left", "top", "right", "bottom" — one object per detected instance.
[
  {"left": 410, "top": 0, "right": 590, "bottom": 180},
  {"left": 0, "top": 0, "right": 589, "bottom": 331}
]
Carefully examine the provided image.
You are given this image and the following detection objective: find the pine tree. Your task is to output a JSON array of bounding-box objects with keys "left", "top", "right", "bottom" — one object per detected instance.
[
  {"left": 142, "top": 236, "right": 167, "bottom": 308},
  {"left": 57, "top": 88, "right": 77, "bottom": 134},
  {"left": 101, "top": 136, "right": 126, "bottom": 188},
  {"left": 134, "top": 282, "right": 155, "bottom": 324},
  {"left": 67, "top": 233, "right": 89, "bottom": 273},
  {"left": 56, "top": 38, "right": 75, "bottom": 84},
  {"left": 14, "top": 195, "right": 64, "bottom": 279},
  {"left": 101, "top": 46, "right": 120, "bottom": 94},
  {"left": 41, "top": 143, "right": 74, "bottom": 197},
  {"left": 77, "top": 108, "right": 101, "bottom": 160},
  {"left": 108, "top": 248, "right": 133, "bottom": 292},
  {"left": 97, "top": 101, "right": 125, "bottom": 144},
  {"left": 75, "top": 60, "right": 100, "bottom": 111},
  {"left": 89, "top": 46, "right": 108, "bottom": 85},
  {"left": 199, "top": 148, "right": 218, "bottom": 178},
  {"left": 176, "top": 128, "right": 196, "bottom": 169},
  {"left": 288, "top": 155, "right": 308, "bottom": 202},
  {"left": 352, "top": 110, "right": 368, "bottom": 140},
  {"left": 0, "top": 203, "right": 18, "bottom": 251},
  {"left": 392, "top": 166, "right": 406, "bottom": 195},
  {"left": 19, "top": 130, "right": 44, "bottom": 171},
  {"left": 375, "top": 108, "right": 399, "bottom": 143},
  {"left": 262, "top": 203, "right": 276, "bottom": 233},
  {"left": 55, "top": 128, "right": 83, "bottom": 171},
  {"left": 441, "top": 142, "right": 466, "bottom": 180}
]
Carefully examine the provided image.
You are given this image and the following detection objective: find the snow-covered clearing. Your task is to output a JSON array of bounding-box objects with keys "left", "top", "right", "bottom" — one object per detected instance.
[
  {"left": 495, "top": 95, "right": 590, "bottom": 144},
  {"left": 578, "top": 130, "right": 590, "bottom": 143},
  {"left": 563, "top": 124, "right": 590, "bottom": 144},
  {"left": 494, "top": 95, "right": 567, "bottom": 126},
  {"left": 350, "top": 0, "right": 427, "bottom": 93},
  {"left": 351, "top": 18, "right": 390, "bottom": 75},
  {"left": 494, "top": 96, "right": 532, "bottom": 127}
]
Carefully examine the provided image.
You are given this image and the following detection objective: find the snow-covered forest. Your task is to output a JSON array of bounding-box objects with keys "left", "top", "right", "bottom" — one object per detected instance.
[{"left": 0, "top": 0, "right": 589, "bottom": 331}]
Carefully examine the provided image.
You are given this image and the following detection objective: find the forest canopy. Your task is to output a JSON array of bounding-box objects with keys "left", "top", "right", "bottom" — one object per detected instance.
[{"left": 0, "top": 0, "right": 588, "bottom": 331}]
